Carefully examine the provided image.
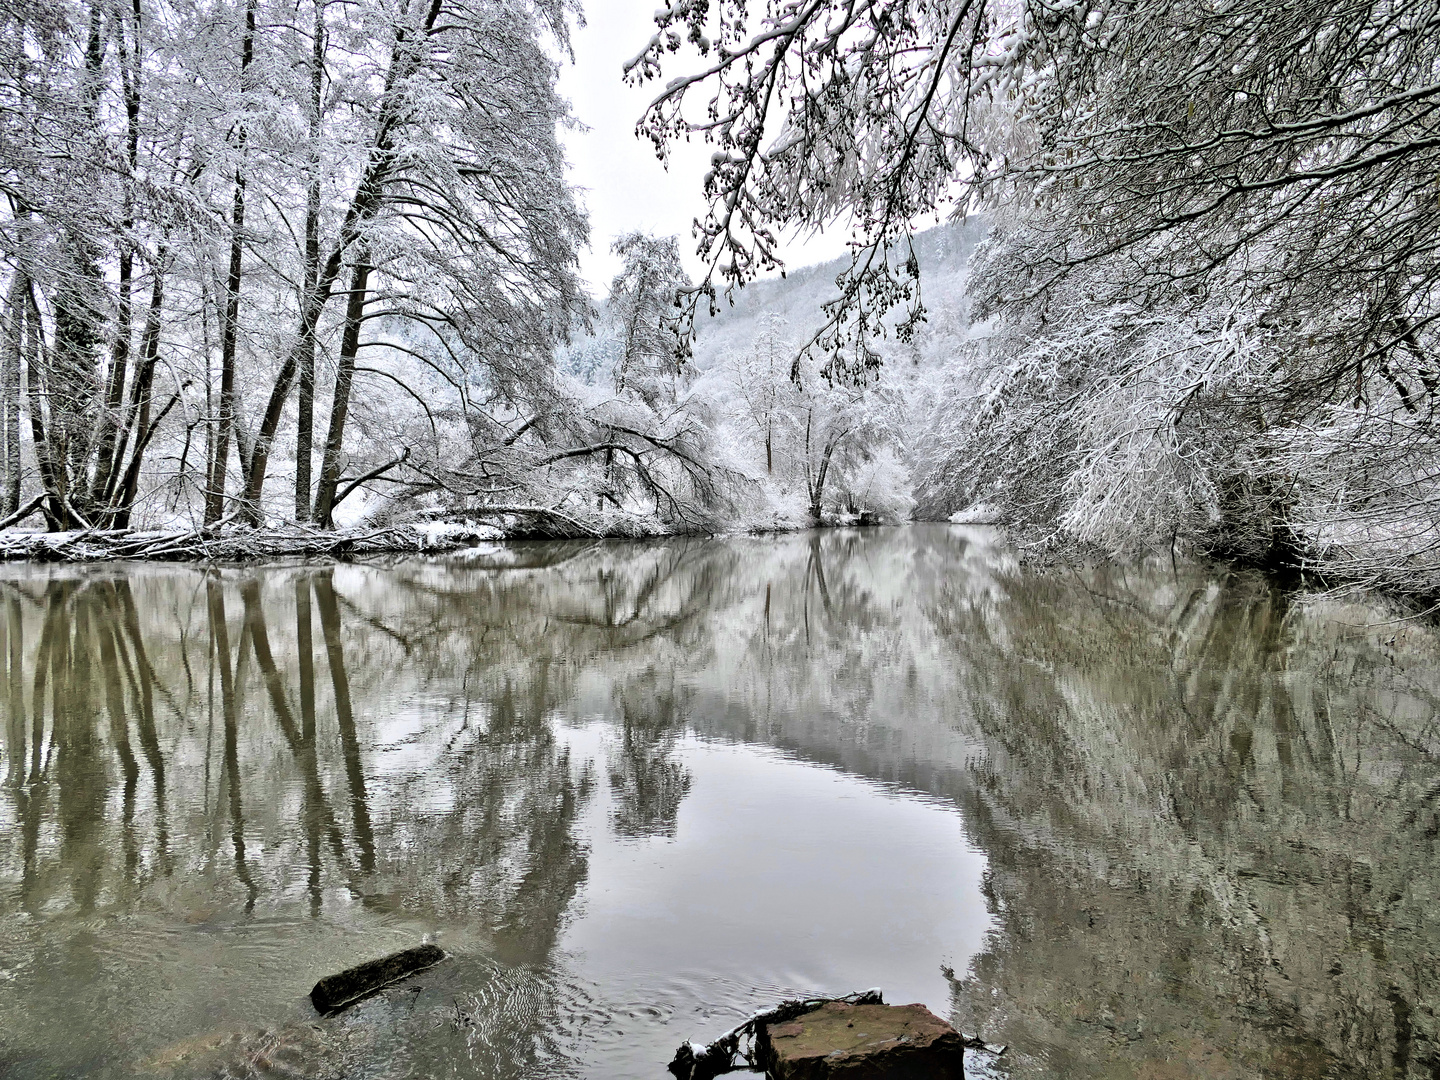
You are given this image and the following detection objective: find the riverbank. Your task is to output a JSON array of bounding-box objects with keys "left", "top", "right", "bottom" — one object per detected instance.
[
  {"left": 0, "top": 508, "right": 903, "bottom": 562},
  {"left": 0, "top": 520, "right": 514, "bottom": 562}
]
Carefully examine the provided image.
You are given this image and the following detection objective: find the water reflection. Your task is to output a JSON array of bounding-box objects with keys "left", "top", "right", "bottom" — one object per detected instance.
[
  {"left": 0, "top": 528, "right": 1436, "bottom": 1078},
  {"left": 926, "top": 558, "right": 1440, "bottom": 1079}
]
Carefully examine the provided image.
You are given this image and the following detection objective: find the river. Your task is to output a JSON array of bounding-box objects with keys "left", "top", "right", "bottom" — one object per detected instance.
[{"left": 0, "top": 525, "right": 1436, "bottom": 1078}]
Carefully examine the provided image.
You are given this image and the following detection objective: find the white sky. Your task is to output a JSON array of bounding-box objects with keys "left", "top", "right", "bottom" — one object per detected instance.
[{"left": 555, "top": 0, "right": 852, "bottom": 296}]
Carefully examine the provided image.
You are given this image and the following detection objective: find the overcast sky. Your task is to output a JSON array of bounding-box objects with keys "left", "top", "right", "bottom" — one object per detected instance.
[{"left": 555, "top": 0, "right": 852, "bottom": 296}]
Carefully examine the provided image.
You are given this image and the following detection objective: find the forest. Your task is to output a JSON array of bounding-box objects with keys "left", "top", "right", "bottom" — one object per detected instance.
[{"left": 2, "top": 0, "right": 1438, "bottom": 593}]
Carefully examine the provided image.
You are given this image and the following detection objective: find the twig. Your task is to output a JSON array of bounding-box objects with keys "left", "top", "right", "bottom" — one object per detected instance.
[{"left": 332, "top": 447, "right": 412, "bottom": 510}]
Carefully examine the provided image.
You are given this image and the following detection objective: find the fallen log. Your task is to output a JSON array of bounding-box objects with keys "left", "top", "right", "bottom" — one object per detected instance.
[
  {"left": 0, "top": 521, "right": 505, "bottom": 563},
  {"left": 309, "top": 943, "right": 446, "bottom": 1015}
]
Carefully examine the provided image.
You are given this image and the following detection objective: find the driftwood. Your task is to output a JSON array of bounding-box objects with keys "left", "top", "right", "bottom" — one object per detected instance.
[
  {"left": 0, "top": 495, "right": 643, "bottom": 562},
  {"left": 309, "top": 943, "right": 446, "bottom": 1015},
  {"left": 0, "top": 521, "right": 506, "bottom": 563},
  {"left": 666, "top": 989, "right": 1006, "bottom": 1080}
]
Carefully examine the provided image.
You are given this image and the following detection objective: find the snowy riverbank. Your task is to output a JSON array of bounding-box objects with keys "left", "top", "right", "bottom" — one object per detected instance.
[
  {"left": 0, "top": 511, "right": 907, "bottom": 563},
  {"left": 0, "top": 520, "right": 513, "bottom": 563}
]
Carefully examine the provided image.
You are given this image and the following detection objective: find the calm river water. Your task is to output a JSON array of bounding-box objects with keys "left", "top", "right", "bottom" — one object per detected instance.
[{"left": 0, "top": 525, "right": 1436, "bottom": 1078}]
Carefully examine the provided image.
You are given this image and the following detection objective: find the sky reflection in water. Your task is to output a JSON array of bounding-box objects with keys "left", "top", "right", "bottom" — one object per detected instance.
[{"left": 0, "top": 524, "right": 1437, "bottom": 1079}]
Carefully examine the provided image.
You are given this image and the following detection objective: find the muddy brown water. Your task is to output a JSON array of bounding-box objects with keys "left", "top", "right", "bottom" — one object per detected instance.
[{"left": 0, "top": 525, "right": 1436, "bottom": 1078}]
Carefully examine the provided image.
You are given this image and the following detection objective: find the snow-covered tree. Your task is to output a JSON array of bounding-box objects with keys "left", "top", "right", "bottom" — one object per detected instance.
[
  {"left": 0, "top": 0, "right": 587, "bottom": 531},
  {"left": 631, "top": 0, "right": 1440, "bottom": 581},
  {"left": 730, "top": 313, "right": 792, "bottom": 475},
  {"left": 628, "top": 0, "right": 1440, "bottom": 384},
  {"left": 708, "top": 315, "right": 909, "bottom": 523},
  {"left": 789, "top": 354, "right": 907, "bottom": 521},
  {"left": 607, "top": 232, "right": 690, "bottom": 409}
]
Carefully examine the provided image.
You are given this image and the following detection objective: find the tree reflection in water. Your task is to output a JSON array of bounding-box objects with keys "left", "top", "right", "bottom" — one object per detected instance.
[
  {"left": 0, "top": 529, "right": 1436, "bottom": 1078},
  {"left": 920, "top": 539, "right": 1440, "bottom": 1080},
  {"left": 0, "top": 562, "right": 598, "bottom": 1078}
]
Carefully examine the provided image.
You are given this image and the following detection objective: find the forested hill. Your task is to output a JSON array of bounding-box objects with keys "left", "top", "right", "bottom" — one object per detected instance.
[
  {"left": 689, "top": 218, "right": 991, "bottom": 373},
  {"left": 547, "top": 215, "right": 994, "bottom": 534}
]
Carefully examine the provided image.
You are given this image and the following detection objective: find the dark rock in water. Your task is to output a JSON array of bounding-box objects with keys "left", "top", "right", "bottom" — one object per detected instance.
[
  {"left": 666, "top": 1036, "right": 743, "bottom": 1080},
  {"left": 666, "top": 990, "right": 886, "bottom": 1080},
  {"left": 309, "top": 944, "right": 446, "bottom": 1015},
  {"left": 757, "top": 1001, "right": 966, "bottom": 1079}
]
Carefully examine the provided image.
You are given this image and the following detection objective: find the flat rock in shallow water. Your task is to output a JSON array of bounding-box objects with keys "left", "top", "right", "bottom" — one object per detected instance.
[{"left": 758, "top": 1001, "right": 966, "bottom": 1079}]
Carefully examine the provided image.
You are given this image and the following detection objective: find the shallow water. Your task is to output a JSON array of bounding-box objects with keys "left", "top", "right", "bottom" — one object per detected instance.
[{"left": 0, "top": 525, "right": 1437, "bottom": 1078}]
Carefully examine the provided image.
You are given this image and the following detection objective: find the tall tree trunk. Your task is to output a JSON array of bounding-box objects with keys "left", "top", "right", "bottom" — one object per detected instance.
[
  {"left": 94, "top": 5, "right": 143, "bottom": 501},
  {"left": 295, "top": 0, "right": 326, "bottom": 522},
  {"left": 312, "top": 254, "right": 371, "bottom": 529},
  {"left": 204, "top": 179, "right": 244, "bottom": 525},
  {"left": 1, "top": 276, "right": 23, "bottom": 515},
  {"left": 41, "top": 0, "right": 111, "bottom": 522},
  {"left": 23, "top": 292, "right": 66, "bottom": 530},
  {"left": 200, "top": 279, "right": 215, "bottom": 523},
  {"left": 105, "top": 255, "right": 165, "bottom": 527},
  {"left": 90, "top": 0, "right": 145, "bottom": 508},
  {"left": 205, "top": 0, "right": 257, "bottom": 526},
  {"left": 90, "top": 247, "right": 131, "bottom": 509}
]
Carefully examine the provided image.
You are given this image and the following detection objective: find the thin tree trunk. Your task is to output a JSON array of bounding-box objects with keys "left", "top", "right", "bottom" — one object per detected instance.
[
  {"left": 91, "top": 0, "right": 143, "bottom": 507},
  {"left": 204, "top": 179, "right": 244, "bottom": 525},
  {"left": 296, "top": 0, "right": 326, "bottom": 522},
  {"left": 111, "top": 390, "right": 181, "bottom": 526},
  {"left": 205, "top": 0, "right": 257, "bottom": 526},
  {"left": 1, "top": 276, "right": 23, "bottom": 515},
  {"left": 22, "top": 292, "right": 64, "bottom": 530},
  {"left": 201, "top": 278, "right": 215, "bottom": 522},
  {"left": 803, "top": 410, "right": 814, "bottom": 516},
  {"left": 92, "top": 241, "right": 132, "bottom": 508},
  {"left": 809, "top": 434, "right": 842, "bottom": 521},
  {"left": 312, "top": 254, "right": 371, "bottom": 528},
  {"left": 105, "top": 256, "right": 165, "bottom": 527}
]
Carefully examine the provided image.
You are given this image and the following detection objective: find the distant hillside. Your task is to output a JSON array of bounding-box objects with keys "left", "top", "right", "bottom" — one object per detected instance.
[{"left": 690, "top": 216, "right": 991, "bottom": 368}]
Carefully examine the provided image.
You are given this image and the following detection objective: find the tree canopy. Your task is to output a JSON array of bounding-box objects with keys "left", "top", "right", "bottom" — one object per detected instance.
[{"left": 631, "top": 0, "right": 1440, "bottom": 584}]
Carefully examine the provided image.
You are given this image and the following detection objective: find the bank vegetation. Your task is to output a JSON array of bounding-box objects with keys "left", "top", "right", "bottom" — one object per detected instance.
[{"left": 4, "top": 0, "right": 1439, "bottom": 591}]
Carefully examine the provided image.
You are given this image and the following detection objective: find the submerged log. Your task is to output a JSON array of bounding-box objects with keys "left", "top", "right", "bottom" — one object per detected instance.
[{"left": 309, "top": 943, "right": 446, "bottom": 1015}]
